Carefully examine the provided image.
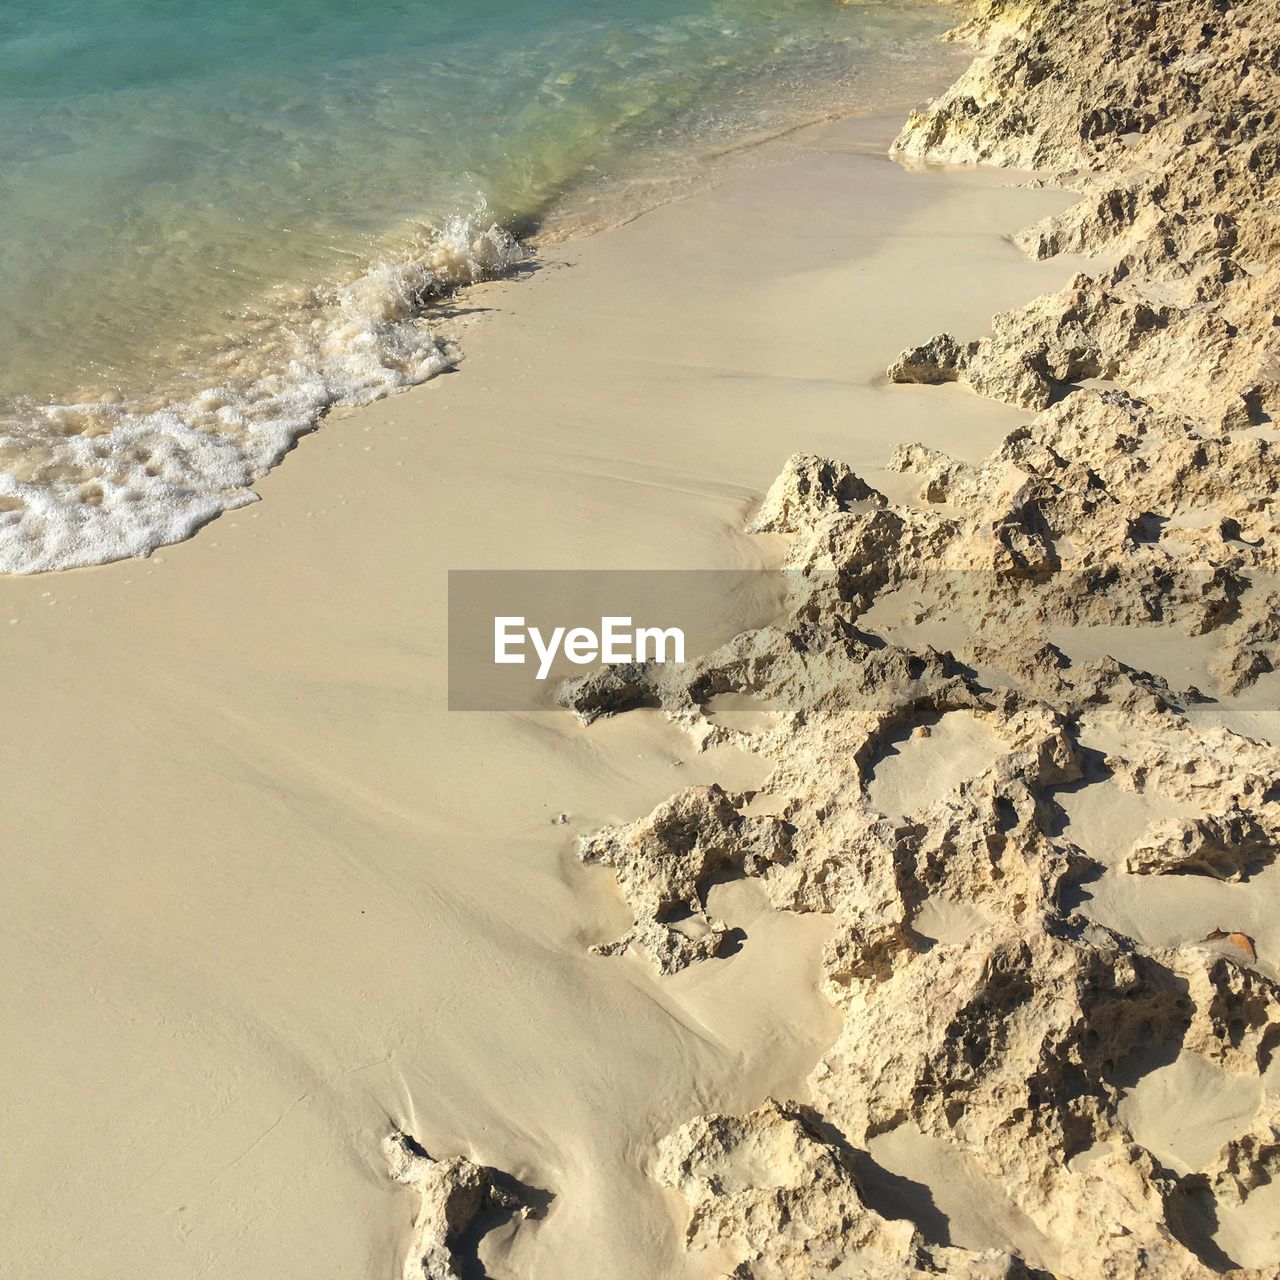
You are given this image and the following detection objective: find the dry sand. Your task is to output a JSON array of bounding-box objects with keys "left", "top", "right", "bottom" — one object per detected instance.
[{"left": 0, "top": 108, "right": 1089, "bottom": 1277}]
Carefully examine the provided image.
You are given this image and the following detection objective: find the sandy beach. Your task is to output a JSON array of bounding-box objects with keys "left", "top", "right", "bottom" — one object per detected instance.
[
  {"left": 5, "top": 2, "right": 1280, "bottom": 1278},
  {"left": 1, "top": 107, "right": 1084, "bottom": 1277}
]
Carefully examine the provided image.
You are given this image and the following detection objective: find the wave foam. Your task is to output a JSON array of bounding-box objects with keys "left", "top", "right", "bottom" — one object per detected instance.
[{"left": 0, "top": 211, "right": 523, "bottom": 574}]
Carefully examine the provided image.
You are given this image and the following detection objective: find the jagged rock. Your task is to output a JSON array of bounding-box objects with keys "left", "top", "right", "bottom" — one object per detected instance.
[
  {"left": 747, "top": 452, "right": 886, "bottom": 534},
  {"left": 1209, "top": 591, "right": 1280, "bottom": 695},
  {"left": 886, "top": 333, "right": 974, "bottom": 387},
  {"left": 890, "top": 272, "right": 1279, "bottom": 430},
  {"left": 654, "top": 1098, "right": 1033, "bottom": 1279},
  {"left": 1200, "top": 1112, "right": 1280, "bottom": 1207},
  {"left": 558, "top": 661, "right": 662, "bottom": 725},
  {"left": 578, "top": 784, "right": 790, "bottom": 973},
  {"left": 1125, "top": 809, "right": 1278, "bottom": 881},
  {"left": 383, "top": 1131, "right": 523, "bottom": 1280},
  {"left": 1104, "top": 727, "right": 1280, "bottom": 812},
  {"left": 810, "top": 928, "right": 1280, "bottom": 1279},
  {"left": 889, "top": 0, "right": 1280, "bottom": 433}
]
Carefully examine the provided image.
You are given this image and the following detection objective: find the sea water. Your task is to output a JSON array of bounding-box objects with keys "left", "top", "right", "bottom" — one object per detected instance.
[{"left": 0, "top": 0, "right": 953, "bottom": 572}]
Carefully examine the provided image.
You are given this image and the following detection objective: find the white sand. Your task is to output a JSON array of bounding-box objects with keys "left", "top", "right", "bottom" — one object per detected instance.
[
  {"left": 867, "top": 1124, "right": 1059, "bottom": 1271},
  {"left": 1117, "top": 1050, "right": 1271, "bottom": 1175},
  {"left": 0, "top": 113, "right": 1091, "bottom": 1277},
  {"left": 866, "top": 710, "right": 1006, "bottom": 820}
]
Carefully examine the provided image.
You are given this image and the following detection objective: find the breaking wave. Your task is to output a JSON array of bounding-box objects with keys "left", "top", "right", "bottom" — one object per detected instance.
[{"left": 0, "top": 212, "right": 523, "bottom": 574}]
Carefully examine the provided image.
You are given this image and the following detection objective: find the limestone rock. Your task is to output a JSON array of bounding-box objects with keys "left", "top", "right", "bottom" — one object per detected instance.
[
  {"left": 1201, "top": 1112, "right": 1280, "bottom": 1208},
  {"left": 886, "top": 333, "right": 974, "bottom": 387},
  {"left": 654, "top": 1098, "right": 1032, "bottom": 1279},
  {"left": 558, "top": 661, "right": 661, "bottom": 725},
  {"left": 1125, "top": 809, "right": 1278, "bottom": 882},
  {"left": 889, "top": 0, "right": 1280, "bottom": 434},
  {"left": 578, "top": 784, "right": 790, "bottom": 973},
  {"left": 383, "top": 1131, "right": 523, "bottom": 1280},
  {"left": 747, "top": 452, "right": 886, "bottom": 535}
]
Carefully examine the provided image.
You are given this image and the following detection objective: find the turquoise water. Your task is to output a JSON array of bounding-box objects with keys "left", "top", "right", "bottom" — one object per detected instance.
[{"left": 0, "top": 0, "right": 951, "bottom": 571}]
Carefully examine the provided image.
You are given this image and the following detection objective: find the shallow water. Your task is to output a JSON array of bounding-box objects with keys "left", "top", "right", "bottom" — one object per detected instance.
[{"left": 0, "top": 0, "right": 953, "bottom": 571}]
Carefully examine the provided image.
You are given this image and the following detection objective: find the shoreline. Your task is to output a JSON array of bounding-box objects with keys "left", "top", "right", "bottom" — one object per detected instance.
[
  {"left": 0, "top": 8, "right": 963, "bottom": 578},
  {"left": 8, "top": 1, "right": 1280, "bottom": 1277},
  {"left": 0, "top": 86, "right": 1094, "bottom": 1278}
]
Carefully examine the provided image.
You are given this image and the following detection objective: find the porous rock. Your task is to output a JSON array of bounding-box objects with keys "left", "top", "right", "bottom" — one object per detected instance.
[{"left": 383, "top": 1131, "right": 523, "bottom": 1280}]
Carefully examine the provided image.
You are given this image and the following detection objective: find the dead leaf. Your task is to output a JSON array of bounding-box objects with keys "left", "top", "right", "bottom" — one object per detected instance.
[{"left": 1206, "top": 927, "right": 1258, "bottom": 961}]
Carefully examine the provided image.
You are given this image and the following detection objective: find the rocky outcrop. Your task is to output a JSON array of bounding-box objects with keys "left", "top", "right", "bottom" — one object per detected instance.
[
  {"left": 566, "top": 0, "right": 1280, "bottom": 1276},
  {"left": 578, "top": 784, "right": 790, "bottom": 973},
  {"left": 746, "top": 452, "right": 886, "bottom": 534},
  {"left": 1125, "top": 809, "right": 1278, "bottom": 882},
  {"left": 1201, "top": 1112, "right": 1280, "bottom": 1208},
  {"left": 888, "top": 0, "right": 1280, "bottom": 434},
  {"left": 654, "top": 1098, "right": 1034, "bottom": 1279},
  {"left": 383, "top": 1131, "right": 524, "bottom": 1280}
]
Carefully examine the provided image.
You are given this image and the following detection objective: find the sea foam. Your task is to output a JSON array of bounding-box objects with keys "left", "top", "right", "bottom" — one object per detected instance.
[{"left": 0, "top": 214, "right": 522, "bottom": 574}]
